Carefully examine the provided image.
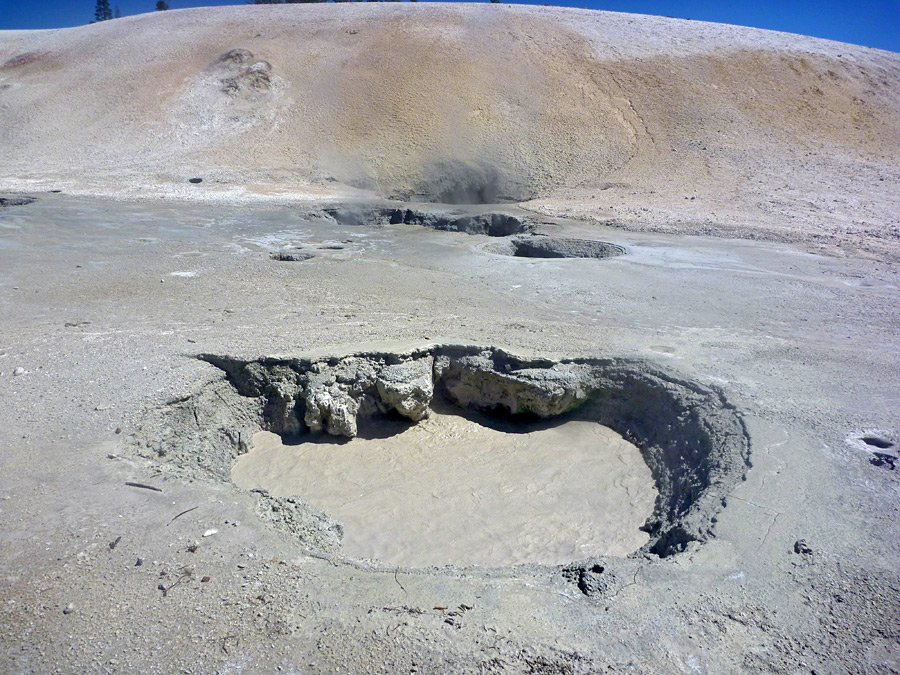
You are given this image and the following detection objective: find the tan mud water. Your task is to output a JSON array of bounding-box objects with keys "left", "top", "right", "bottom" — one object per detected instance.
[{"left": 232, "top": 411, "right": 657, "bottom": 567}]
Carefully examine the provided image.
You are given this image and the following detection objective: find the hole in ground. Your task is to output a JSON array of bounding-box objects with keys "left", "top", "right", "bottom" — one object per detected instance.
[
  {"left": 862, "top": 435, "right": 894, "bottom": 449},
  {"left": 133, "top": 346, "right": 751, "bottom": 566},
  {"left": 0, "top": 196, "right": 36, "bottom": 208},
  {"left": 870, "top": 452, "right": 897, "bottom": 470},
  {"left": 485, "top": 235, "right": 625, "bottom": 259},
  {"left": 270, "top": 251, "right": 314, "bottom": 262}
]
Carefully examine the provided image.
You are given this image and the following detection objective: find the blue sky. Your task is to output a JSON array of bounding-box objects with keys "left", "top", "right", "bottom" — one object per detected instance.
[{"left": 1, "top": 0, "right": 898, "bottom": 53}]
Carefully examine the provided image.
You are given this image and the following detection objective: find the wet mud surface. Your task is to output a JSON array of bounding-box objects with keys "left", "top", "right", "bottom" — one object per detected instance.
[{"left": 234, "top": 419, "right": 655, "bottom": 567}]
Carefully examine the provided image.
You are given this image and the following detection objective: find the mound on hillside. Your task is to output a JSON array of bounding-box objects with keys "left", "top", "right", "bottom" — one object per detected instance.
[{"left": 1, "top": 4, "right": 898, "bottom": 254}]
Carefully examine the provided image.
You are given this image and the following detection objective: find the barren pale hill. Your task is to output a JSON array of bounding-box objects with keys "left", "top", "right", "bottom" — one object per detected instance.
[{"left": 1, "top": 4, "right": 899, "bottom": 255}]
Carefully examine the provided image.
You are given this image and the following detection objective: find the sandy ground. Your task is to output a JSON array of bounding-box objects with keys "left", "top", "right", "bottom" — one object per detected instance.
[
  {"left": 233, "top": 416, "right": 655, "bottom": 567},
  {"left": 0, "top": 4, "right": 899, "bottom": 674}
]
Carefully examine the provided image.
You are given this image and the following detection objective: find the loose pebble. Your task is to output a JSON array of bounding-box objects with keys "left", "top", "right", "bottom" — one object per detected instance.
[
  {"left": 13, "top": 367, "right": 25, "bottom": 376},
  {"left": 63, "top": 603, "right": 74, "bottom": 615},
  {"left": 202, "top": 528, "right": 218, "bottom": 537}
]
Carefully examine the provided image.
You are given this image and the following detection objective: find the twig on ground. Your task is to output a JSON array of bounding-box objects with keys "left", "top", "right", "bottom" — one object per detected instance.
[
  {"left": 125, "top": 481, "right": 162, "bottom": 492},
  {"left": 221, "top": 634, "right": 239, "bottom": 654},
  {"left": 167, "top": 506, "right": 199, "bottom": 526},
  {"left": 394, "top": 567, "right": 407, "bottom": 598}
]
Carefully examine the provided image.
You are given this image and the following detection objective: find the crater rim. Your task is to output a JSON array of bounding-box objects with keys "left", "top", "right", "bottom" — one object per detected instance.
[{"left": 130, "top": 344, "right": 751, "bottom": 572}]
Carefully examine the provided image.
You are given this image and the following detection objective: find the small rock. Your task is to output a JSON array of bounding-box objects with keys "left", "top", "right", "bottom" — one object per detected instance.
[
  {"left": 201, "top": 576, "right": 211, "bottom": 582},
  {"left": 135, "top": 558, "right": 144, "bottom": 567},
  {"left": 115, "top": 427, "right": 122, "bottom": 435},
  {"left": 13, "top": 367, "right": 24, "bottom": 376},
  {"left": 188, "top": 177, "right": 203, "bottom": 184},
  {"left": 376, "top": 357, "right": 435, "bottom": 422},
  {"left": 793, "top": 539, "right": 813, "bottom": 555},
  {"left": 202, "top": 528, "right": 218, "bottom": 537},
  {"left": 62, "top": 603, "right": 74, "bottom": 615}
]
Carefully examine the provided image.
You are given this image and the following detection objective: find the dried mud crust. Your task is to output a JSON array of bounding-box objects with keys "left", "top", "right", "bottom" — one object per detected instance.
[{"left": 131, "top": 345, "right": 750, "bottom": 564}]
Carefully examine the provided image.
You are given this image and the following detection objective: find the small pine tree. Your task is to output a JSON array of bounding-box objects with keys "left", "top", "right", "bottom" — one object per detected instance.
[
  {"left": 95, "top": 0, "right": 113, "bottom": 21},
  {"left": 156, "top": 1, "right": 170, "bottom": 9},
  {"left": 114, "top": 5, "right": 121, "bottom": 17}
]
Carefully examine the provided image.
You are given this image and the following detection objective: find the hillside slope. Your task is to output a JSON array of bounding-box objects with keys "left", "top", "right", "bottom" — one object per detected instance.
[{"left": 1, "top": 4, "right": 898, "bottom": 255}]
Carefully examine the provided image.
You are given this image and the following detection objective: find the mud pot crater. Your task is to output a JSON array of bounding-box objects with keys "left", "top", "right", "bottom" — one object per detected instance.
[
  {"left": 132, "top": 346, "right": 750, "bottom": 570},
  {"left": 320, "top": 206, "right": 535, "bottom": 237},
  {"left": 0, "top": 195, "right": 37, "bottom": 208},
  {"left": 484, "top": 235, "right": 625, "bottom": 259}
]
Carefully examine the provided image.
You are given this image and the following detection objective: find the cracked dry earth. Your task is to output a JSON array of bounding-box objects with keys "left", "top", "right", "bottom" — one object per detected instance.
[{"left": 0, "top": 194, "right": 898, "bottom": 674}]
